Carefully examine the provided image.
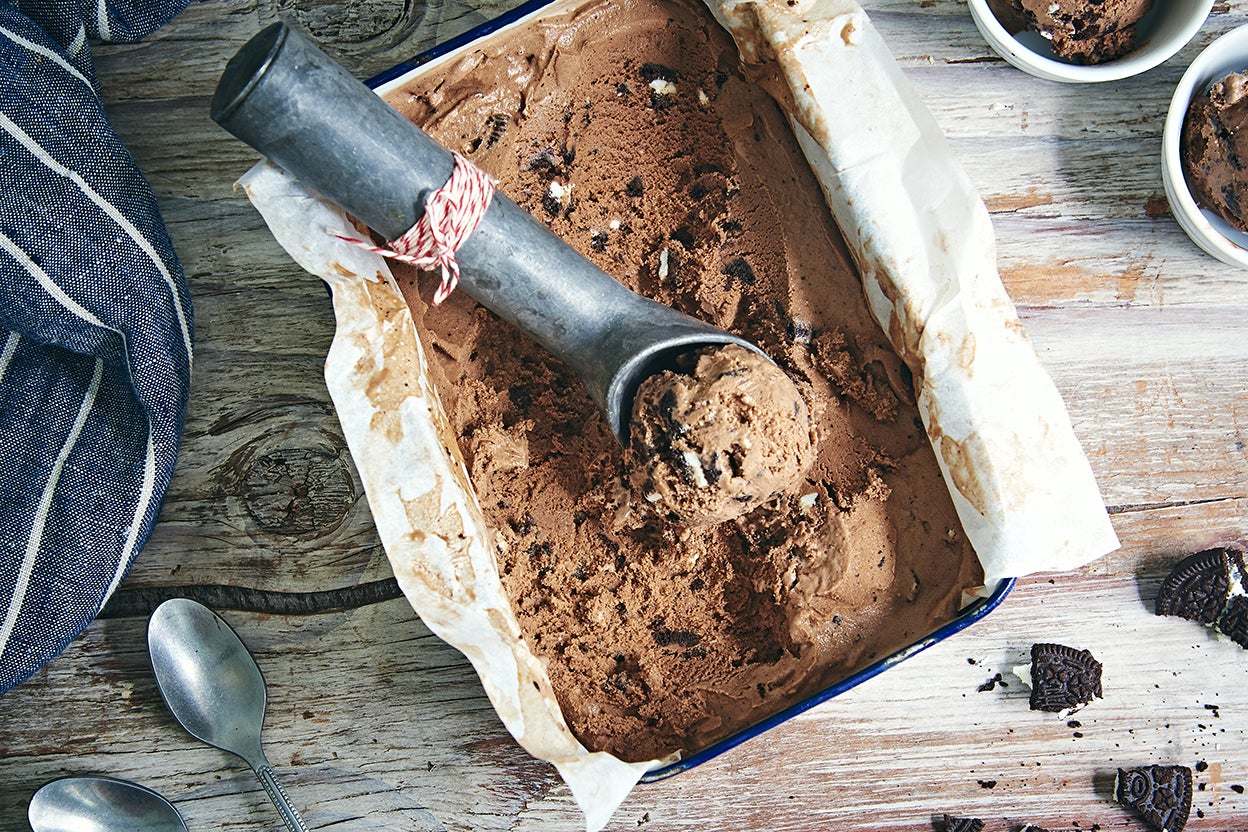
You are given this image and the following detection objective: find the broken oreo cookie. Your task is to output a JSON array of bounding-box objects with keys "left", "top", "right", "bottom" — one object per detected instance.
[
  {"left": 1156, "top": 545, "right": 1248, "bottom": 649},
  {"left": 1025, "top": 642, "right": 1103, "bottom": 714},
  {"left": 1217, "top": 594, "right": 1248, "bottom": 649},
  {"left": 1156, "top": 547, "right": 1233, "bottom": 624},
  {"left": 940, "top": 815, "right": 983, "bottom": 832},
  {"left": 1115, "top": 764, "right": 1192, "bottom": 832}
]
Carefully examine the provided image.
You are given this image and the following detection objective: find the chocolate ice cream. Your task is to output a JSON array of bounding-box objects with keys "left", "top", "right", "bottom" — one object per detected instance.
[
  {"left": 383, "top": 0, "right": 982, "bottom": 761},
  {"left": 1182, "top": 71, "right": 1248, "bottom": 233},
  {"left": 628, "top": 344, "right": 813, "bottom": 526},
  {"left": 987, "top": 0, "right": 1155, "bottom": 64}
]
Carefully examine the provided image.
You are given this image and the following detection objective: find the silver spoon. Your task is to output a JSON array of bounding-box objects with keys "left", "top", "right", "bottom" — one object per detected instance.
[
  {"left": 147, "top": 598, "right": 309, "bottom": 832},
  {"left": 28, "top": 775, "right": 188, "bottom": 832}
]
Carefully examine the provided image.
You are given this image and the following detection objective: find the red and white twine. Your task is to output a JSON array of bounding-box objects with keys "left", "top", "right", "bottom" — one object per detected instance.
[{"left": 336, "top": 152, "right": 496, "bottom": 305}]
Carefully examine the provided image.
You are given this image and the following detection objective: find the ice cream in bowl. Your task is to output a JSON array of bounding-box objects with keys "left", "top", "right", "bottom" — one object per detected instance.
[
  {"left": 967, "top": 0, "right": 1211, "bottom": 82},
  {"left": 1164, "top": 24, "right": 1248, "bottom": 269}
]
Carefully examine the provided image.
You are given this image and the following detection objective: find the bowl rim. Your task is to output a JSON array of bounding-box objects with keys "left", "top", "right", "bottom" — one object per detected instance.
[
  {"left": 1162, "top": 23, "right": 1248, "bottom": 269},
  {"left": 966, "top": 0, "right": 1213, "bottom": 84}
]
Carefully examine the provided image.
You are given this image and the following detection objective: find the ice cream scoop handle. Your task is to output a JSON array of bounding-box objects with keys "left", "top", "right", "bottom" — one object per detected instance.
[
  {"left": 252, "top": 763, "right": 310, "bottom": 832},
  {"left": 212, "top": 25, "right": 629, "bottom": 374},
  {"left": 211, "top": 21, "right": 758, "bottom": 436},
  {"left": 212, "top": 21, "right": 633, "bottom": 359}
]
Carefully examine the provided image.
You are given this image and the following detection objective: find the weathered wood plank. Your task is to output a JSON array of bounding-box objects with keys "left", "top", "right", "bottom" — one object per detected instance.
[
  {"left": 5, "top": 0, "right": 1248, "bottom": 830},
  {"left": 1022, "top": 306, "right": 1248, "bottom": 506},
  {"left": 5, "top": 546, "right": 1247, "bottom": 831}
]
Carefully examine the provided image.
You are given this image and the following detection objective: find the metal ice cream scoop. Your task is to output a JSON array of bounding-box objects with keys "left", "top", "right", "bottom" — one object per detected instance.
[{"left": 211, "top": 22, "right": 761, "bottom": 439}]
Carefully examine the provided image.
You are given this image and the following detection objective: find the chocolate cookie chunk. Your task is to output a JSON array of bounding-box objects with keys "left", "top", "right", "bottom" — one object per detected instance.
[
  {"left": 1115, "top": 764, "right": 1192, "bottom": 832},
  {"left": 941, "top": 815, "right": 983, "bottom": 832},
  {"left": 1217, "top": 595, "right": 1248, "bottom": 649},
  {"left": 1156, "top": 547, "right": 1232, "bottom": 624},
  {"left": 1028, "top": 642, "right": 1103, "bottom": 713}
]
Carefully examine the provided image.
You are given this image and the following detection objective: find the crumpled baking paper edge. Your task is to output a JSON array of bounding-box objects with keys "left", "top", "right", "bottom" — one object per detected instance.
[
  {"left": 238, "top": 164, "right": 656, "bottom": 832},
  {"left": 705, "top": 0, "right": 1119, "bottom": 585},
  {"left": 237, "top": 0, "right": 1120, "bottom": 827}
]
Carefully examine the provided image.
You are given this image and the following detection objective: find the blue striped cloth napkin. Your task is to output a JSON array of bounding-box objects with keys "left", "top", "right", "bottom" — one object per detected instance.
[{"left": 0, "top": 0, "right": 194, "bottom": 694}]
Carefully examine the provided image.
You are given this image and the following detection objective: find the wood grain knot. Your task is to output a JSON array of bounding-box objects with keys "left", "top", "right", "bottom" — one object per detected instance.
[
  {"left": 242, "top": 446, "right": 355, "bottom": 536},
  {"left": 255, "top": 0, "right": 493, "bottom": 79}
]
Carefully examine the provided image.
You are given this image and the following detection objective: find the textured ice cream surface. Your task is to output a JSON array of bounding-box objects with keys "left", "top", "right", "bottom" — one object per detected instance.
[
  {"left": 1182, "top": 71, "right": 1248, "bottom": 233},
  {"left": 383, "top": 0, "right": 982, "bottom": 762},
  {"left": 987, "top": 0, "right": 1155, "bottom": 64},
  {"left": 628, "top": 344, "right": 813, "bottom": 526}
]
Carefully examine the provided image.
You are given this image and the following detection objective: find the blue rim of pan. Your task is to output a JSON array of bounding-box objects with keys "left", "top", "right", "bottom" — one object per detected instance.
[
  {"left": 366, "top": 0, "right": 1019, "bottom": 783},
  {"left": 641, "top": 577, "right": 1015, "bottom": 781},
  {"left": 366, "top": 0, "right": 558, "bottom": 90}
]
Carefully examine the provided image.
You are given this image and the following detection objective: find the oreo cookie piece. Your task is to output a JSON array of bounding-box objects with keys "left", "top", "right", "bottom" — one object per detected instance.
[
  {"left": 1115, "top": 764, "right": 1193, "bottom": 832},
  {"left": 1217, "top": 594, "right": 1248, "bottom": 649},
  {"left": 1027, "top": 642, "right": 1103, "bottom": 713},
  {"left": 941, "top": 815, "right": 983, "bottom": 832},
  {"left": 1156, "top": 548, "right": 1232, "bottom": 624}
]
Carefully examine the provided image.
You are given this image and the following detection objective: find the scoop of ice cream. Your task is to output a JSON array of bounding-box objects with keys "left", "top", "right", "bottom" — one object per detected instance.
[
  {"left": 628, "top": 344, "right": 813, "bottom": 526},
  {"left": 986, "top": 0, "right": 1154, "bottom": 64},
  {"left": 1182, "top": 71, "right": 1248, "bottom": 233}
]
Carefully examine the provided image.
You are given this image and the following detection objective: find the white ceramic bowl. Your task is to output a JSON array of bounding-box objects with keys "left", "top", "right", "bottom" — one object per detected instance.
[
  {"left": 1163, "top": 25, "right": 1248, "bottom": 269},
  {"left": 967, "top": 0, "right": 1212, "bottom": 83}
]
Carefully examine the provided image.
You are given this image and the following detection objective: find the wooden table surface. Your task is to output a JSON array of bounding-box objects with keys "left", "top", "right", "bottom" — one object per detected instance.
[{"left": 4, "top": 1, "right": 1248, "bottom": 830}]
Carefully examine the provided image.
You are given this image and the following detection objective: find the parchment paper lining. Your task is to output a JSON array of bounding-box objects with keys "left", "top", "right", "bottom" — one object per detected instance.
[{"left": 239, "top": 1, "right": 1118, "bottom": 828}]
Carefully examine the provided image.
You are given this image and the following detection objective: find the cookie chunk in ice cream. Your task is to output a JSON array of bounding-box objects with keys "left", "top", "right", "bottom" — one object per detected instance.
[
  {"left": 987, "top": 0, "right": 1154, "bottom": 64},
  {"left": 628, "top": 344, "right": 813, "bottom": 526},
  {"left": 1182, "top": 71, "right": 1248, "bottom": 233}
]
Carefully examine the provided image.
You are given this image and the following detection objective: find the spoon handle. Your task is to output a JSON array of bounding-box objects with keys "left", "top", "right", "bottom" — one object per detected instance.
[{"left": 253, "top": 764, "right": 310, "bottom": 832}]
